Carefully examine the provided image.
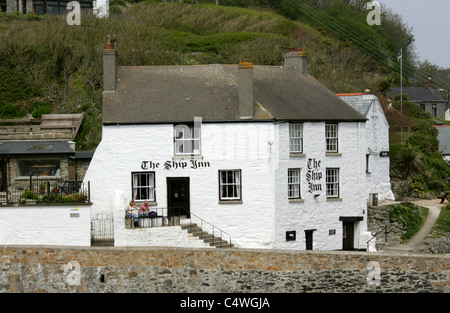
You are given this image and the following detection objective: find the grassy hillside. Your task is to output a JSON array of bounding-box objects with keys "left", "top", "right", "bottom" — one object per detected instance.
[{"left": 0, "top": 1, "right": 393, "bottom": 150}]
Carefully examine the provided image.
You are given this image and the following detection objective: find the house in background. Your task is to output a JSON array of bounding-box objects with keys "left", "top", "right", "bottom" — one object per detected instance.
[
  {"left": 337, "top": 93, "right": 394, "bottom": 203},
  {"left": 3, "top": 0, "right": 109, "bottom": 18},
  {"left": 389, "top": 87, "right": 448, "bottom": 120},
  {"left": 0, "top": 114, "right": 92, "bottom": 195},
  {"left": 83, "top": 41, "right": 375, "bottom": 251}
]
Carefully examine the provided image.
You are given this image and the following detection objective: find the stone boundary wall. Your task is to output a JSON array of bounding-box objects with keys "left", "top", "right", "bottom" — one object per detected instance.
[{"left": 0, "top": 246, "right": 448, "bottom": 293}]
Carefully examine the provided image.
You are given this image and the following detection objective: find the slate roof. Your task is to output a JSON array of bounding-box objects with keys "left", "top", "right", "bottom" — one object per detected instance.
[
  {"left": 389, "top": 87, "right": 447, "bottom": 103},
  {"left": 337, "top": 94, "right": 377, "bottom": 116},
  {"left": 103, "top": 64, "right": 367, "bottom": 124},
  {"left": 69, "top": 150, "right": 95, "bottom": 160},
  {"left": 0, "top": 140, "right": 75, "bottom": 155}
]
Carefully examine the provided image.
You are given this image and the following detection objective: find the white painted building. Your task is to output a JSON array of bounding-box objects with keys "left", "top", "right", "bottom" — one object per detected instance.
[
  {"left": 338, "top": 93, "right": 394, "bottom": 203},
  {"left": 84, "top": 44, "right": 375, "bottom": 251}
]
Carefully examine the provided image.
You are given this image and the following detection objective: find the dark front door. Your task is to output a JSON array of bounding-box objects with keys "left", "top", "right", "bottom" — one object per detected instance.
[
  {"left": 342, "top": 221, "right": 354, "bottom": 251},
  {"left": 167, "top": 177, "right": 190, "bottom": 218},
  {"left": 305, "top": 230, "right": 314, "bottom": 250}
]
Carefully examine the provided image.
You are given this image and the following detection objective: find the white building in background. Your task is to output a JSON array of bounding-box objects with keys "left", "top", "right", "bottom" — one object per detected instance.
[
  {"left": 338, "top": 93, "right": 394, "bottom": 203},
  {"left": 3, "top": 0, "right": 109, "bottom": 18},
  {"left": 84, "top": 43, "right": 376, "bottom": 251}
]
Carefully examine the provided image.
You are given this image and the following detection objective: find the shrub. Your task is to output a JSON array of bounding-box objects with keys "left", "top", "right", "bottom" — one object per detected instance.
[{"left": 20, "top": 190, "right": 38, "bottom": 200}]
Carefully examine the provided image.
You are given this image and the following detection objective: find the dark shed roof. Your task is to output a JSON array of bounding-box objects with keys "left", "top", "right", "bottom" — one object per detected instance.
[
  {"left": 103, "top": 64, "right": 366, "bottom": 124},
  {"left": 389, "top": 87, "right": 447, "bottom": 103},
  {"left": 0, "top": 140, "right": 75, "bottom": 155}
]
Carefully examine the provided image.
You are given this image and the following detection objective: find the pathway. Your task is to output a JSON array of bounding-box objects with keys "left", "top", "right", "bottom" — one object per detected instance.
[{"left": 382, "top": 199, "right": 444, "bottom": 253}]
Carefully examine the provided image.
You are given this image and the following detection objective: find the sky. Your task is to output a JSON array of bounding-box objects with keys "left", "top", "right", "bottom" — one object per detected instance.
[{"left": 377, "top": 0, "right": 450, "bottom": 69}]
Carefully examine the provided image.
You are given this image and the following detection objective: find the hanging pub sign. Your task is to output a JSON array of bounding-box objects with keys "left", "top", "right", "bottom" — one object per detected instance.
[
  {"left": 141, "top": 160, "right": 211, "bottom": 171},
  {"left": 379, "top": 151, "right": 389, "bottom": 157}
]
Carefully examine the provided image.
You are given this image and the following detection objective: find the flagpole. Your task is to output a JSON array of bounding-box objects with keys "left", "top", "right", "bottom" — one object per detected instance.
[{"left": 400, "top": 48, "right": 403, "bottom": 143}]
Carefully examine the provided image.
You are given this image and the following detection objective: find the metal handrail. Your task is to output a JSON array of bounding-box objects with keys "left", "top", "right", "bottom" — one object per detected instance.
[
  {"left": 173, "top": 207, "right": 233, "bottom": 248},
  {"left": 130, "top": 206, "right": 233, "bottom": 248},
  {"left": 366, "top": 225, "right": 389, "bottom": 250}
]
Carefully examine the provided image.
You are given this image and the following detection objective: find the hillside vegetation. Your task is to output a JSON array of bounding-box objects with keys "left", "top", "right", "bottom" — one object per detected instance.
[
  {"left": 0, "top": 1, "right": 396, "bottom": 149},
  {"left": 0, "top": 0, "right": 449, "bottom": 195}
]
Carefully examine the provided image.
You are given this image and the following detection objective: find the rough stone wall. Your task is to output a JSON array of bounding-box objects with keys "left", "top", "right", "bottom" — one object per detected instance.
[{"left": 0, "top": 246, "right": 448, "bottom": 293}]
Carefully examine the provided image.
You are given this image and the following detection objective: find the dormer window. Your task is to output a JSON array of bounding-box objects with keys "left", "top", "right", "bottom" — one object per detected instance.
[{"left": 174, "top": 123, "right": 201, "bottom": 156}]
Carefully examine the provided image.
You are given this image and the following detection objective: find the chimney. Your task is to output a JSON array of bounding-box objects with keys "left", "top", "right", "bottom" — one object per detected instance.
[
  {"left": 283, "top": 48, "right": 307, "bottom": 74},
  {"left": 238, "top": 60, "right": 254, "bottom": 119},
  {"left": 425, "top": 74, "right": 433, "bottom": 88},
  {"left": 103, "top": 35, "right": 118, "bottom": 92}
]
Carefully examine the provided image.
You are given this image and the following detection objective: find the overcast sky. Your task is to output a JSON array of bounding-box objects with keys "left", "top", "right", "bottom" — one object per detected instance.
[{"left": 377, "top": 0, "right": 450, "bottom": 69}]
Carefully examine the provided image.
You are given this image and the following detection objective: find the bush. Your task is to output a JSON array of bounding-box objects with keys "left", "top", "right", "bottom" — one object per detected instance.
[
  {"left": 32, "top": 104, "right": 53, "bottom": 118},
  {"left": 20, "top": 190, "right": 38, "bottom": 200}
]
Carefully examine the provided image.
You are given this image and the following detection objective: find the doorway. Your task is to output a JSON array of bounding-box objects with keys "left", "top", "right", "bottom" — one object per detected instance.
[
  {"left": 342, "top": 221, "right": 354, "bottom": 251},
  {"left": 305, "top": 229, "right": 315, "bottom": 250},
  {"left": 167, "top": 177, "right": 190, "bottom": 218}
]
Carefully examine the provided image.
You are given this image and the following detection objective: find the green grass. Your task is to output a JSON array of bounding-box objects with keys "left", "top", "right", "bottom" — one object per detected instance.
[{"left": 427, "top": 204, "right": 450, "bottom": 238}]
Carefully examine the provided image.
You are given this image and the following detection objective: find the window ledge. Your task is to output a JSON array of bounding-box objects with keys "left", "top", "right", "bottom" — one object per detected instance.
[
  {"left": 218, "top": 200, "right": 243, "bottom": 204},
  {"left": 173, "top": 155, "right": 203, "bottom": 160},
  {"left": 326, "top": 152, "right": 342, "bottom": 156},
  {"left": 289, "top": 153, "right": 306, "bottom": 157},
  {"left": 326, "top": 198, "right": 343, "bottom": 202},
  {"left": 289, "top": 198, "right": 305, "bottom": 203}
]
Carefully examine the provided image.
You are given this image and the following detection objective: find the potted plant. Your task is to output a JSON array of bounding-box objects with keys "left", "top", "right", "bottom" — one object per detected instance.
[{"left": 39, "top": 183, "right": 46, "bottom": 194}]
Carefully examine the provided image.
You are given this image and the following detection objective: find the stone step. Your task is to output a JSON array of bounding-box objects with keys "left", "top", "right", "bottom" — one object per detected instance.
[{"left": 180, "top": 220, "right": 234, "bottom": 248}]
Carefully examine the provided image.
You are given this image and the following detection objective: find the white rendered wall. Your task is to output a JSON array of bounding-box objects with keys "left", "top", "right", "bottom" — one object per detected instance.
[
  {"left": 0, "top": 205, "right": 91, "bottom": 246},
  {"left": 84, "top": 122, "right": 276, "bottom": 249},
  {"left": 274, "top": 122, "right": 369, "bottom": 251},
  {"left": 365, "top": 100, "right": 394, "bottom": 202}
]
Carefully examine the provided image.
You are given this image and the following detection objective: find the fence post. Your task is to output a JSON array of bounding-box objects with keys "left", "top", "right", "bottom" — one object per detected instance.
[
  {"left": 5, "top": 181, "right": 8, "bottom": 205},
  {"left": 88, "top": 181, "right": 90, "bottom": 203}
]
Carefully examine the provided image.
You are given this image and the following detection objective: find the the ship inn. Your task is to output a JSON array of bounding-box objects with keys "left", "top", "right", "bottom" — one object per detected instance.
[{"left": 83, "top": 39, "right": 381, "bottom": 251}]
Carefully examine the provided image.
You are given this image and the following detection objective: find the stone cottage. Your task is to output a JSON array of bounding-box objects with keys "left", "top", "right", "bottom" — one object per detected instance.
[
  {"left": 389, "top": 87, "right": 448, "bottom": 120},
  {"left": 83, "top": 41, "right": 374, "bottom": 251}
]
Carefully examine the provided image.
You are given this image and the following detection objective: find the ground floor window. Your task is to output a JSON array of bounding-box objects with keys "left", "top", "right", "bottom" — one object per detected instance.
[
  {"left": 18, "top": 159, "right": 61, "bottom": 177},
  {"left": 33, "top": 0, "right": 93, "bottom": 15},
  {"left": 326, "top": 168, "right": 340, "bottom": 198},
  {"left": 132, "top": 172, "right": 155, "bottom": 201},
  {"left": 219, "top": 170, "right": 241, "bottom": 201},
  {"left": 288, "top": 168, "right": 301, "bottom": 199}
]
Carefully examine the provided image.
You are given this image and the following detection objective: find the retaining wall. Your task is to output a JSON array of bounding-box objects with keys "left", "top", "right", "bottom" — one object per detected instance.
[{"left": 0, "top": 246, "right": 448, "bottom": 293}]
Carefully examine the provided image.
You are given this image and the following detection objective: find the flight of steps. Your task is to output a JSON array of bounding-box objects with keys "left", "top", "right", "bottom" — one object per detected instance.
[{"left": 180, "top": 221, "right": 235, "bottom": 249}]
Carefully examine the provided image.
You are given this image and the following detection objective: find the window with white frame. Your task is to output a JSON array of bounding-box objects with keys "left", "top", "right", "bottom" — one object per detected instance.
[
  {"left": 174, "top": 123, "right": 201, "bottom": 155},
  {"left": 288, "top": 168, "right": 301, "bottom": 199},
  {"left": 325, "top": 123, "right": 338, "bottom": 153},
  {"left": 132, "top": 172, "right": 155, "bottom": 201},
  {"left": 326, "top": 168, "right": 339, "bottom": 198},
  {"left": 219, "top": 170, "right": 241, "bottom": 201},
  {"left": 289, "top": 123, "right": 303, "bottom": 153}
]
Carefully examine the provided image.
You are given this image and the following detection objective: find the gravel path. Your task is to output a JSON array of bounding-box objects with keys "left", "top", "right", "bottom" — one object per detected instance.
[{"left": 383, "top": 199, "right": 444, "bottom": 252}]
